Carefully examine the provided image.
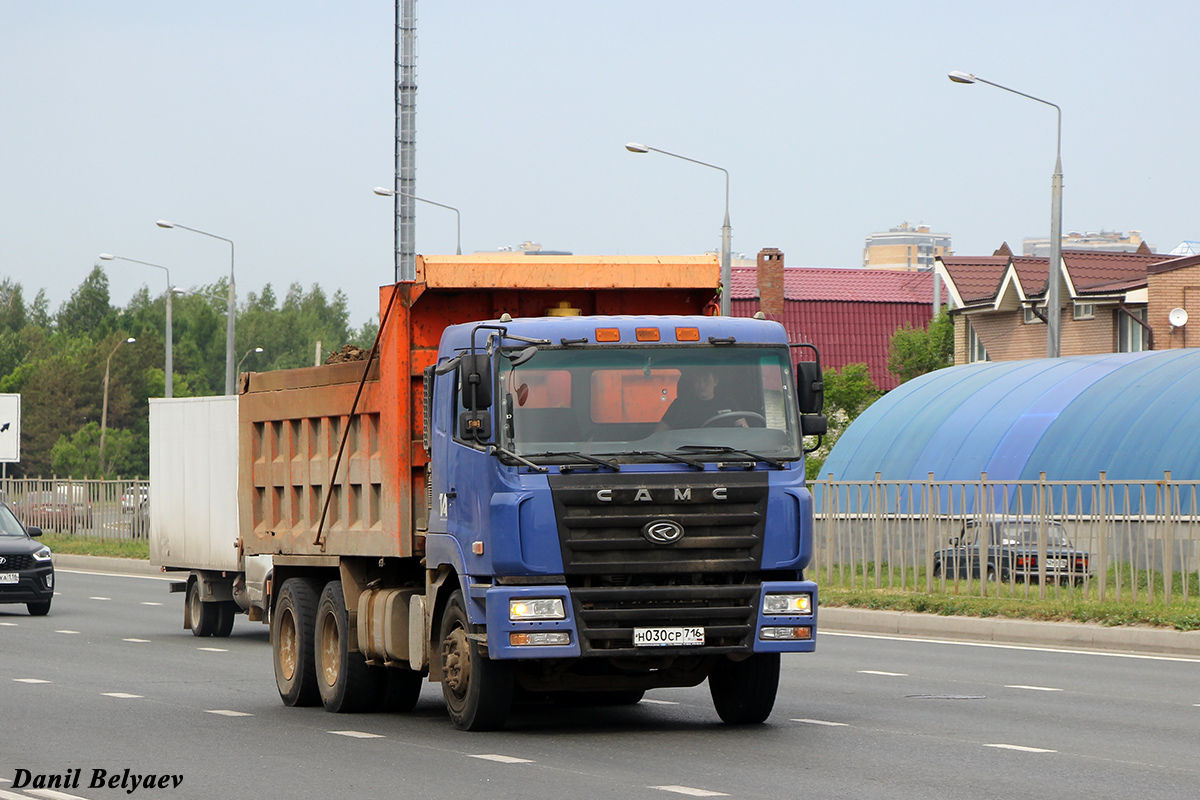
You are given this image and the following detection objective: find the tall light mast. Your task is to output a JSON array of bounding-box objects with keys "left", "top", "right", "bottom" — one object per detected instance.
[{"left": 394, "top": 0, "right": 418, "bottom": 281}]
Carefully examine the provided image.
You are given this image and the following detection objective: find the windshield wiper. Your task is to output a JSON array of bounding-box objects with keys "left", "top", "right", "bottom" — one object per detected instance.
[
  {"left": 677, "top": 444, "right": 787, "bottom": 470},
  {"left": 490, "top": 445, "right": 549, "bottom": 472},
  {"left": 522, "top": 451, "right": 621, "bottom": 472},
  {"left": 595, "top": 450, "right": 706, "bottom": 470}
]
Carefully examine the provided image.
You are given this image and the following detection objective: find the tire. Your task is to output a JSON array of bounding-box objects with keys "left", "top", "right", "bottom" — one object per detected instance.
[
  {"left": 186, "top": 579, "right": 218, "bottom": 637},
  {"left": 27, "top": 599, "right": 51, "bottom": 616},
  {"left": 316, "top": 580, "right": 381, "bottom": 713},
  {"left": 438, "top": 589, "right": 513, "bottom": 731},
  {"left": 214, "top": 601, "right": 238, "bottom": 638},
  {"left": 709, "top": 653, "right": 780, "bottom": 725},
  {"left": 377, "top": 666, "right": 425, "bottom": 712},
  {"left": 273, "top": 577, "right": 322, "bottom": 707}
]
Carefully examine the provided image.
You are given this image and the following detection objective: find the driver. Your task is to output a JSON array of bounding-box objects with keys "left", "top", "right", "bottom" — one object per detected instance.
[{"left": 656, "top": 367, "right": 747, "bottom": 430}]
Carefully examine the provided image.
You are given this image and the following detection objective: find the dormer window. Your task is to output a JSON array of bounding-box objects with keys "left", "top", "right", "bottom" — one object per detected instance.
[{"left": 1023, "top": 305, "right": 1043, "bottom": 325}]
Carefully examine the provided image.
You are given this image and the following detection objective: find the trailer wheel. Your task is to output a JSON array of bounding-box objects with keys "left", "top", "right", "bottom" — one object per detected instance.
[
  {"left": 438, "top": 590, "right": 513, "bottom": 731},
  {"left": 186, "top": 579, "right": 218, "bottom": 637},
  {"left": 316, "top": 580, "right": 380, "bottom": 713},
  {"left": 708, "top": 653, "right": 780, "bottom": 724},
  {"left": 378, "top": 666, "right": 424, "bottom": 712},
  {"left": 214, "top": 600, "right": 238, "bottom": 638},
  {"left": 273, "top": 577, "right": 321, "bottom": 707}
]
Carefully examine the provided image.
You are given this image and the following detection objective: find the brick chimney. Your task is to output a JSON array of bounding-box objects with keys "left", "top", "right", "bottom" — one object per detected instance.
[{"left": 757, "top": 248, "right": 785, "bottom": 318}]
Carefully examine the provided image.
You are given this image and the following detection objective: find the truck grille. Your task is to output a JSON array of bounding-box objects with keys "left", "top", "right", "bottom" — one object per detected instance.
[{"left": 547, "top": 472, "right": 768, "bottom": 575}]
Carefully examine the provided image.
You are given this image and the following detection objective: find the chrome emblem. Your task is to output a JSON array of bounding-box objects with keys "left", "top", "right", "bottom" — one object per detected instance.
[
  {"left": 642, "top": 519, "right": 685, "bottom": 545},
  {"left": 0, "top": 556, "right": 5, "bottom": 565}
]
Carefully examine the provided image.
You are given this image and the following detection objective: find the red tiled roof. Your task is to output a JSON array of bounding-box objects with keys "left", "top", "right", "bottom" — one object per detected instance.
[
  {"left": 731, "top": 266, "right": 943, "bottom": 304},
  {"left": 1011, "top": 256, "right": 1049, "bottom": 296},
  {"left": 1062, "top": 251, "right": 1163, "bottom": 293},
  {"left": 937, "top": 257, "right": 1008, "bottom": 304}
]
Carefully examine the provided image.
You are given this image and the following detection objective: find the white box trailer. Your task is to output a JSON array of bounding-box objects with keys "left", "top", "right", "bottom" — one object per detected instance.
[{"left": 149, "top": 395, "right": 270, "bottom": 636}]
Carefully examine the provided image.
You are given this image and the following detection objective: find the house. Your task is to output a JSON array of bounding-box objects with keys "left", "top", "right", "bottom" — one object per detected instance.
[
  {"left": 732, "top": 248, "right": 942, "bottom": 390},
  {"left": 935, "top": 245, "right": 1199, "bottom": 364}
]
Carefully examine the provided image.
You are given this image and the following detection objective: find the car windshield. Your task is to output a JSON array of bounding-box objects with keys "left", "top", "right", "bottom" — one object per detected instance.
[
  {"left": 976, "top": 522, "right": 1072, "bottom": 548},
  {"left": 496, "top": 345, "right": 802, "bottom": 463},
  {"left": 0, "top": 504, "right": 28, "bottom": 537}
]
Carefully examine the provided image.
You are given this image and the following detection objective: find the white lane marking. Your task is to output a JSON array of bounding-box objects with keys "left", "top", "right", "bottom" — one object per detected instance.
[
  {"left": 328, "top": 730, "right": 384, "bottom": 739},
  {"left": 650, "top": 787, "right": 729, "bottom": 797},
  {"left": 1006, "top": 684, "right": 1062, "bottom": 692},
  {"left": 641, "top": 699, "right": 679, "bottom": 705},
  {"left": 14, "top": 678, "right": 51, "bottom": 683},
  {"left": 0, "top": 622, "right": 17, "bottom": 626},
  {"left": 102, "top": 692, "right": 143, "bottom": 699},
  {"left": 0, "top": 790, "right": 32, "bottom": 800},
  {"left": 56, "top": 567, "right": 174, "bottom": 582},
  {"left": 858, "top": 670, "right": 907, "bottom": 677},
  {"left": 469, "top": 754, "right": 534, "bottom": 764},
  {"left": 123, "top": 638, "right": 151, "bottom": 643},
  {"left": 197, "top": 647, "right": 228, "bottom": 652},
  {"left": 89, "top": 596, "right": 111, "bottom": 601},
  {"left": 824, "top": 630, "right": 1200, "bottom": 664},
  {"left": 54, "top": 630, "right": 81, "bottom": 635},
  {"left": 26, "top": 788, "right": 90, "bottom": 800},
  {"left": 984, "top": 743, "right": 1057, "bottom": 753},
  {"left": 141, "top": 602, "right": 164, "bottom": 606},
  {"left": 792, "top": 718, "right": 849, "bottom": 727},
  {"left": 207, "top": 709, "right": 253, "bottom": 717}
]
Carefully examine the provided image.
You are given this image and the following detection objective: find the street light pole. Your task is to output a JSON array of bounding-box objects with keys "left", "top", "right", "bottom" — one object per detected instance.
[
  {"left": 626, "top": 142, "right": 732, "bottom": 316},
  {"left": 374, "top": 187, "right": 461, "bottom": 255},
  {"left": 99, "top": 254, "right": 173, "bottom": 398},
  {"left": 949, "top": 71, "right": 1063, "bottom": 358},
  {"left": 156, "top": 220, "right": 237, "bottom": 393},
  {"left": 100, "top": 337, "right": 136, "bottom": 475}
]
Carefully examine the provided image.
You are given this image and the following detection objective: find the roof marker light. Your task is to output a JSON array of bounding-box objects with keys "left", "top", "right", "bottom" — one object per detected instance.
[
  {"left": 635, "top": 328, "right": 661, "bottom": 342},
  {"left": 595, "top": 328, "right": 620, "bottom": 342},
  {"left": 675, "top": 327, "right": 700, "bottom": 341}
]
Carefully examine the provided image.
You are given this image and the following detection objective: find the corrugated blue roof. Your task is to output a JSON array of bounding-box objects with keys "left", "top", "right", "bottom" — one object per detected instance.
[{"left": 821, "top": 349, "right": 1200, "bottom": 482}]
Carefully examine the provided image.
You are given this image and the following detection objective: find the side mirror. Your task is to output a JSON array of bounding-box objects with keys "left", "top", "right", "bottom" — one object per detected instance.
[
  {"left": 458, "top": 353, "right": 493, "bottom": 409},
  {"left": 796, "top": 361, "right": 824, "bottom": 415},
  {"left": 27, "top": 526, "right": 42, "bottom": 538},
  {"left": 801, "top": 414, "right": 827, "bottom": 437}
]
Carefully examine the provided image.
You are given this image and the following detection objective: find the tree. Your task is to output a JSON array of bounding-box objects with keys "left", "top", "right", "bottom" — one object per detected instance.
[
  {"left": 806, "top": 363, "right": 881, "bottom": 481},
  {"left": 888, "top": 310, "right": 954, "bottom": 384},
  {"left": 57, "top": 265, "right": 115, "bottom": 338}
]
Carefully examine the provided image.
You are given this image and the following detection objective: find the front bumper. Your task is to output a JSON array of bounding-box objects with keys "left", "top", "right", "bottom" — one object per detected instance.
[
  {"left": 0, "top": 566, "right": 54, "bottom": 604},
  {"left": 483, "top": 580, "right": 817, "bottom": 660}
]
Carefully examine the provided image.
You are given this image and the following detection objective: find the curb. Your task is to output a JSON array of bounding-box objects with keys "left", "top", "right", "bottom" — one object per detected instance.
[
  {"left": 821, "top": 606, "right": 1200, "bottom": 658},
  {"left": 46, "top": 556, "right": 1200, "bottom": 658}
]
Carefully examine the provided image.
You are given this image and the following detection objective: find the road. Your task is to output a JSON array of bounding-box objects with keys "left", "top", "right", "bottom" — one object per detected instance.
[{"left": 2, "top": 568, "right": 1198, "bottom": 800}]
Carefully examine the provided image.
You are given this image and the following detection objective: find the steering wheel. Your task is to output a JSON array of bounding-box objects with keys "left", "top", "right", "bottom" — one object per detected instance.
[{"left": 701, "top": 411, "right": 766, "bottom": 428}]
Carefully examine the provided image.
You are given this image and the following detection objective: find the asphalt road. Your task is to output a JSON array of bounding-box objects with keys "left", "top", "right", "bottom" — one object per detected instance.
[{"left": 2, "top": 568, "right": 1198, "bottom": 800}]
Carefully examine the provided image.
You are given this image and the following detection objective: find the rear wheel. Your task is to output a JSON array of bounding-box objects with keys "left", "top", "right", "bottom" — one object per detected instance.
[
  {"left": 709, "top": 653, "right": 780, "bottom": 724},
  {"left": 438, "top": 590, "right": 513, "bottom": 731},
  {"left": 27, "top": 599, "right": 51, "bottom": 616},
  {"left": 377, "top": 666, "right": 425, "bottom": 712},
  {"left": 316, "top": 580, "right": 381, "bottom": 713},
  {"left": 214, "top": 600, "right": 238, "bottom": 638},
  {"left": 186, "top": 579, "right": 218, "bottom": 637},
  {"left": 273, "top": 577, "right": 322, "bottom": 707}
]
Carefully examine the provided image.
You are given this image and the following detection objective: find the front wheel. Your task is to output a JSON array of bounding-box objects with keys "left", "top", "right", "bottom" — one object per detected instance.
[
  {"left": 27, "top": 599, "right": 51, "bottom": 616},
  {"left": 709, "top": 653, "right": 780, "bottom": 724},
  {"left": 438, "top": 590, "right": 513, "bottom": 731}
]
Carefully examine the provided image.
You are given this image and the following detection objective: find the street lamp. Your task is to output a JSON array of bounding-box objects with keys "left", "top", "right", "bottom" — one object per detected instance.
[
  {"left": 626, "top": 142, "right": 732, "bottom": 316},
  {"left": 157, "top": 220, "right": 237, "bottom": 393},
  {"left": 100, "top": 337, "right": 136, "bottom": 475},
  {"left": 373, "top": 187, "right": 461, "bottom": 255},
  {"left": 237, "top": 346, "right": 264, "bottom": 372},
  {"left": 949, "top": 71, "right": 1063, "bottom": 358},
  {"left": 99, "top": 254, "right": 173, "bottom": 398}
]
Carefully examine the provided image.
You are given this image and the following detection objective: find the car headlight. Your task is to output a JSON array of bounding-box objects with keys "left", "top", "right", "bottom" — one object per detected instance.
[
  {"left": 509, "top": 598, "right": 565, "bottom": 621},
  {"left": 763, "top": 593, "right": 812, "bottom": 615},
  {"left": 32, "top": 547, "right": 52, "bottom": 563}
]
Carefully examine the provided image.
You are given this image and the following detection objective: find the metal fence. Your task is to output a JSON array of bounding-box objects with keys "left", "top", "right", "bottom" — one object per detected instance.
[
  {"left": 814, "top": 473, "right": 1200, "bottom": 606},
  {"left": 0, "top": 477, "right": 150, "bottom": 540}
]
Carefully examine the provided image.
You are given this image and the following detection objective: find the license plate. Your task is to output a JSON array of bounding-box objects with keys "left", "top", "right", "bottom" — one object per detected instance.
[
  {"left": 1045, "top": 559, "right": 1069, "bottom": 569},
  {"left": 633, "top": 627, "right": 705, "bottom": 647},
  {"left": 0, "top": 573, "right": 17, "bottom": 584}
]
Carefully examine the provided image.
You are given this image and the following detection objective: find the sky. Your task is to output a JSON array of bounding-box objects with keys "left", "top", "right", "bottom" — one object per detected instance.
[{"left": 2, "top": 1, "right": 1197, "bottom": 328}]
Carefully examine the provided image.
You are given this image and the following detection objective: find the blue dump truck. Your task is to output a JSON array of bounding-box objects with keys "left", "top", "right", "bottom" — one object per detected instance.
[{"left": 240, "top": 255, "right": 825, "bottom": 730}]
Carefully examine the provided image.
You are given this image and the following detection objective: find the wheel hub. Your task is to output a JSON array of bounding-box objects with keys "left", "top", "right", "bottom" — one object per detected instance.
[
  {"left": 441, "top": 628, "right": 471, "bottom": 694},
  {"left": 279, "top": 610, "right": 297, "bottom": 681}
]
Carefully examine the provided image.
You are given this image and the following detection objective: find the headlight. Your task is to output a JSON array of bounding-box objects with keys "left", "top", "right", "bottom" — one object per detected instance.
[
  {"left": 509, "top": 598, "right": 565, "bottom": 621},
  {"left": 32, "top": 547, "right": 52, "bottom": 562},
  {"left": 763, "top": 593, "right": 812, "bottom": 615}
]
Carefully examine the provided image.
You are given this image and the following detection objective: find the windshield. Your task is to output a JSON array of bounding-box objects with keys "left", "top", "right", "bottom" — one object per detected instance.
[
  {"left": 497, "top": 345, "right": 802, "bottom": 463},
  {"left": 0, "top": 504, "right": 28, "bottom": 537},
  {"left": 975, "top": 522, "right": 1071, "bottom": 548}
]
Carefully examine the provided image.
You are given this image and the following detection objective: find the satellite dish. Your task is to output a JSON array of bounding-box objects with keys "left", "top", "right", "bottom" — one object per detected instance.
[{"left": 1169, "top": 307, "right": 1189, "bottom": 328}]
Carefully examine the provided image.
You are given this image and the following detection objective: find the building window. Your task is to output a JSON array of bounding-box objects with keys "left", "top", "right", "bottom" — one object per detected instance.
[
  {"left": 1023, "top": 306, "right": 1044, "bottom": 324},
  {"left": 968, "top": 324, "right": 990, "bottom": 363},
  {"left": 1117, "top": 307, "right": 1149, "bottom": 353},
  {"left": 1074, "top": 302, "right": 1095, "bottom": 320}
]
